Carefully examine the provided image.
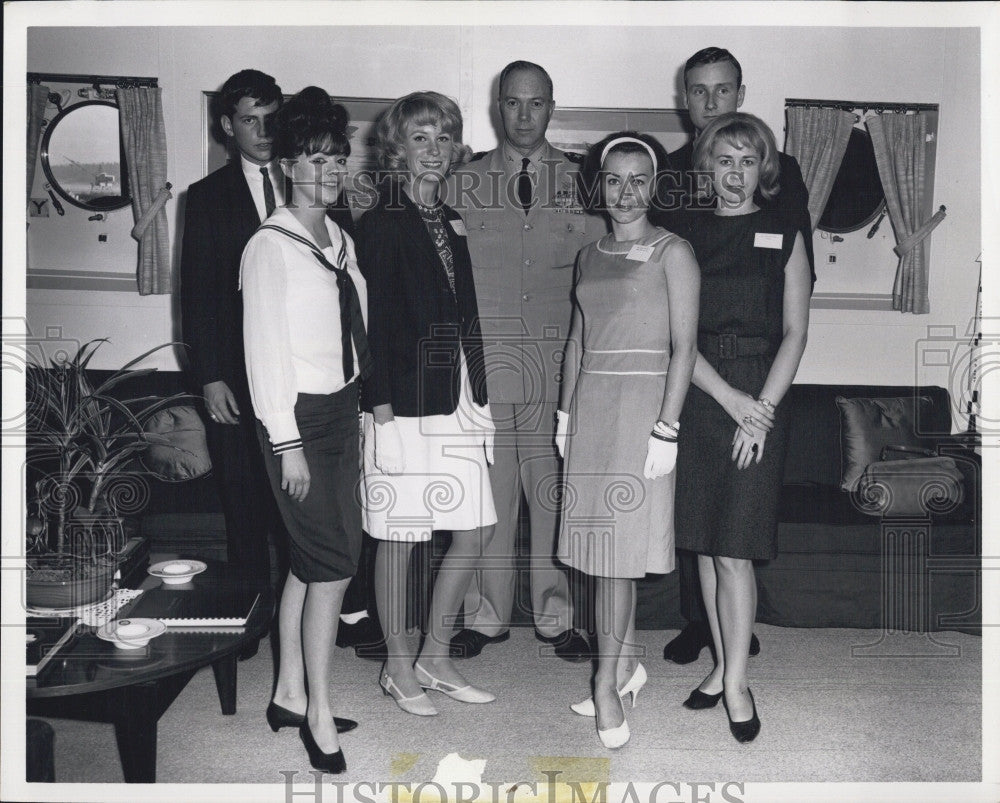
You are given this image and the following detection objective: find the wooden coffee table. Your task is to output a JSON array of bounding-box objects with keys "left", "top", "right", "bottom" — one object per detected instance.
[{"left": 26, "top": 558, "right": 274, "bottom": 783}]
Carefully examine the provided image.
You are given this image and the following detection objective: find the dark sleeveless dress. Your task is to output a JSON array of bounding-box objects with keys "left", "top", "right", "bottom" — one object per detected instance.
[{"left": 674, "top": 208, "right": 801, "bottom": 560}]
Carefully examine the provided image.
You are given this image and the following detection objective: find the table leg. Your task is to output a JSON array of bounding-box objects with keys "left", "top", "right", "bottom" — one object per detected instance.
[
  {"left": 212, "top": 654, "right": 238, "bottom": 714},
  {"left": 114, "top": 683, "right": 158, "bottom": 783}
]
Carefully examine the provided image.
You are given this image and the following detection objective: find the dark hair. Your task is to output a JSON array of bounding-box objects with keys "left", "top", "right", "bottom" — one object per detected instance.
[
  {"left": 581, "top": 131, "right": 669, "bottom": 213},
  {"left": 214, "top": 69, "right": 283, "bottom": 121},
  {"left": 692, "top": 112, "right": 780, "bottom": 201},
  {"left": 683, "top": 47, "right": 743, "bottom": 91},
  {"left": 498, "top": 61, "right": 553, "bottom": 99},
  {"left": 375, "top": 91, "right": 471, "bottom": 173},
  {"left": 272, "top": 86, "right": 350, "bottom": 162}
]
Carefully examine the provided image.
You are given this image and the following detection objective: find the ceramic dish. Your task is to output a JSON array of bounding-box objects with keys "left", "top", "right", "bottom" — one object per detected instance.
[
  {"left": 147, "top": 559, "right": 207, "bottom": 585},
  {"left": 96, "top": 617, "right": 167, "bottom": 650}
]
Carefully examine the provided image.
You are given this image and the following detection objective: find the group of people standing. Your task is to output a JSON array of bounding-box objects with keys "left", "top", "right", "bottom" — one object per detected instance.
[{"left": 180, "top": 47, "right": 812, "bottom": 773}]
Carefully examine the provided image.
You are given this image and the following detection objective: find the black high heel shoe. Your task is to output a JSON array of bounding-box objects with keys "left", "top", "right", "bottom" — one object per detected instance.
[
  {"left": 299, "top": 720, "right": 347, "bottom": 774},
  {"left": 267, "top": 702, "right": 358, "bottom": 734},
  {"left": 682, "top": 688, "right": 723, "bottom": 710},
  {"left": 723, "top": 689, "right": 761, "bottom": 743}
]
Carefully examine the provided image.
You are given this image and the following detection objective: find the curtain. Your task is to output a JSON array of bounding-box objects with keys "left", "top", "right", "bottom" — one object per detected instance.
[
  {"left": 866, "top": 112, "right": 944, "bottom": 314},
  {"left": 117, "top": 86, "right": 172, "bottom": 295},
  {"left": 784, "top": 106, "right": 855, "bottom": 230},
  {"left": 27, "top": 84, "right": 51, "bottom": 207}
]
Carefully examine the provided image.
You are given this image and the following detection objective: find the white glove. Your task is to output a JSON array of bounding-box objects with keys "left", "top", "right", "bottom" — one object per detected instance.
[
  {"left": 473, "top": 402, "right": 495, "bottom": 465},
  {"left": 374, "top": 420, "right": 405, "bottom": 474},
  {"left": 643, "top": 436, "right": 677, "bottom": 480},
  {"left": 555, "top": 409, "right": 569, "bottom": 458}
]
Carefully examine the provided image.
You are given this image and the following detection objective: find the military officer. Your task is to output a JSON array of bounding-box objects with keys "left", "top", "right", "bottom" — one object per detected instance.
[{"left": 447, "top": 61, "right": 607, "bottom": 662}]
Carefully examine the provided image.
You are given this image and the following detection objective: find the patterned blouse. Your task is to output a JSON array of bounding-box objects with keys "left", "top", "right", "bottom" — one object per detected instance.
[{"left": 414, "top": 199, "right": 456, "bottom": 296}]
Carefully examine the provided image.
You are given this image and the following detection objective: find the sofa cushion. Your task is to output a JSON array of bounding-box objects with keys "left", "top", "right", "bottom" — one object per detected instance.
[
  {"left": 782, "top": 384, "right": 952, "bottom": 488},
  {"left": 140, "top": 405, "right": 212, "bottom": 482},
  {"left": 773, "top": 519, "right": 979, "bottom": 558},
  {"left": 780, "top": 483, "right": 875, "bottom": 527},
  {"left": 835, "top": 395, "right": 933, "bottom": 490}
]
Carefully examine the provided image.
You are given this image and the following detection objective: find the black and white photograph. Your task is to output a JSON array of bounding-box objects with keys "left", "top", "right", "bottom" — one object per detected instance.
[{"left": 2, "top": 2, "right": 997, "bottom": 802}]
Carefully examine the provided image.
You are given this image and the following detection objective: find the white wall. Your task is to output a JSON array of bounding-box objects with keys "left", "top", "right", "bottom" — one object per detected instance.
[{"left": 24, "top": 23, "right": 982, "bottom": 426}]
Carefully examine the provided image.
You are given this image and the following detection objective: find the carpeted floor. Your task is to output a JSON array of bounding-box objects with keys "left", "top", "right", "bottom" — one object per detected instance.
[{"left": 37, "top": 624, "right": 982, "bottom": 788}]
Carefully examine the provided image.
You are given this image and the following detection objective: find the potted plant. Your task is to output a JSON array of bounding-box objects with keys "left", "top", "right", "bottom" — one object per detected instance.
[{"left": 25, "top": 340, "right": 190, "bottom": 608}]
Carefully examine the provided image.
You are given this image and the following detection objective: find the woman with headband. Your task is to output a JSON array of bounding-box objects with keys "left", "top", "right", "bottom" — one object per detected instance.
[
  {"left": 673, "top": 112, "right": 811, "bottom": 744},
  {"left": 557, "top": 132, "right": 700, "bottom": 748}
]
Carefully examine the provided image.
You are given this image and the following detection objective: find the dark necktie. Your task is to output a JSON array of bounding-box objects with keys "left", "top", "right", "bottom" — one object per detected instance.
[
  {"left": 256, "top": 225, "right": 373, "bottom": 383},
  {"left": 517, "top": 157, "right": 532, "bottom": 214},
  {"left": 260, "top": 166, "right": 276, "bottom": 218}
]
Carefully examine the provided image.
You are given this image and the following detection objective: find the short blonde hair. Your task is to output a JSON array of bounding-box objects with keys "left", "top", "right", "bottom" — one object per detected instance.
[
  {"left": 375, "top": 91, "right": 472, "bottom": 174},
  {"left": 693, "top": 112, "right": 781, "bottom": 201}
]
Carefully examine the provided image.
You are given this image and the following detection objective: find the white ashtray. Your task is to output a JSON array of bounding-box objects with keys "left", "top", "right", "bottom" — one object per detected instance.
[
  {"left": 148, "top": 559, "right": 207, "bottom": 584},
  {"left": 96, "top": 618, "right": 167, "bottom": 650}
]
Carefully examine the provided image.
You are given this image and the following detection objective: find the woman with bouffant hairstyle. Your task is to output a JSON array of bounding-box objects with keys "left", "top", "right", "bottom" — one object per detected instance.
[
  {"left": 374, "top": 91, "right": 473, "bottom": 176},
  {"left": 242, "top": 86, "right": 368, "bottom": 773},
  {"left": 357, "top": 91, "right": 496, "bottom": 718}
]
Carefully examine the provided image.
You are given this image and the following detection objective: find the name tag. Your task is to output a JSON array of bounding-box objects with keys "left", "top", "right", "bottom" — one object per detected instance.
[
  {"left": 626, "top": 244, "right": 654, "bottom": 262},
  {"left": 754, "top": 232, "right": 783, "bottom": 249},
  {"left": 450, "top": 219, "right": 467, "bottom": 237}
]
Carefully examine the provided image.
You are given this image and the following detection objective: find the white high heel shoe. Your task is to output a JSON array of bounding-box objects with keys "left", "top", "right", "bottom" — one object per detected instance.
[
  {"left": 596, "top": 695, "right": 630, "bottom": 749},
  {"left": 570, "top": 663, "right": 647, "bottom": 717},
  {"left": 380, "top": 670, "right": 438, "bottom": 716},
  {"left": 414, "top": 662, "right": 496, "bottom": 703}
]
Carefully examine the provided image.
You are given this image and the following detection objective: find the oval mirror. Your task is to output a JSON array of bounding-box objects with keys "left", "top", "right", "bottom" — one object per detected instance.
[
  {"left": 40, "top": 100, "right": 131, "bottom": 212},
  {"left": 817, "top": 127, "right": 885, "bottom": 234}
]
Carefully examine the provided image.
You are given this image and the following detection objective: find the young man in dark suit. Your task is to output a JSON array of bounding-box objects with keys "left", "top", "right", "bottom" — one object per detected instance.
[
  {"left": 180, "top": 69, "right": 382, "bottom": 659},
  {"left": 653, "top": 48, "right": 815, "bottom": 665}
]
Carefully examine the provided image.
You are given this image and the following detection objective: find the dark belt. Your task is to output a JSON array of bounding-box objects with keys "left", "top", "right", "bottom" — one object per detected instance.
[{"left": 698, "top": 333, "right": 773, "bottom": 360}]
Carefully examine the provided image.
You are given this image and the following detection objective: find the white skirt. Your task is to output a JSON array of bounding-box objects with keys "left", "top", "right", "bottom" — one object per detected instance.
[{"left": 362, "top": 358, "right": 497, "bottom": 542}]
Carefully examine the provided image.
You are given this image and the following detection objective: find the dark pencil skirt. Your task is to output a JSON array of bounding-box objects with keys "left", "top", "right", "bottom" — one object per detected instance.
[{"left": 259, "top": 383, "right": 362, "bottom": 584}]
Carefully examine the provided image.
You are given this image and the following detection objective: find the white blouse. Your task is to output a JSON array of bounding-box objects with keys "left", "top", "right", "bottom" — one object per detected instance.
[{"left": 240, "top": 207, "right": 368, "bottom": 454}]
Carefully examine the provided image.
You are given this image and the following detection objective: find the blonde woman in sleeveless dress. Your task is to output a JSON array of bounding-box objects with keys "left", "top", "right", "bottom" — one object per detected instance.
[{"left": 557, "top": 133, "right": 700, "bottom": 748}]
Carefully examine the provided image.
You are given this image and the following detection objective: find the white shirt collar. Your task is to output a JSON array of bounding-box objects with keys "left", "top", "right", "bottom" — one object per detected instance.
[{"left": 240, "top": 154, "right": 278, "bottom": 182}]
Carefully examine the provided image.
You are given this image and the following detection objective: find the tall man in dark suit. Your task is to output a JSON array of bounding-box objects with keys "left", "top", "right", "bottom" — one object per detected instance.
[
  {"left": 653, "top": 48, "right": 814, "bottom": 665},
  {"left": 180, "top": 69, "right": 381, "bottom": 659}
]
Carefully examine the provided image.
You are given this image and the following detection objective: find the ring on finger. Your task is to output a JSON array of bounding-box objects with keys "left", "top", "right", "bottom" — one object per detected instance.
[{"left": 742, "top": 415, "right": 752, "bottom": 424}]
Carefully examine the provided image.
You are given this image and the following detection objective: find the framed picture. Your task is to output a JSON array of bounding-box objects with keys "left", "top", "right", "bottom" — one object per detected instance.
[
  {"left": 202, "top": 92, "right": 393, "bottom": 217},
  {"left": 546, "top": 106, "right": 691, "bottom": 159}
]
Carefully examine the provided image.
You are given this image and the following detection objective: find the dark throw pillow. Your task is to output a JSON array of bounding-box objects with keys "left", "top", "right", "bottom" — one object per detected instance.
[
  {"left": 140, "top": 405, "right": 213, "bottom": 482},
  {"left": 835, "top": 395, "right": 932, "bottom": 491}
]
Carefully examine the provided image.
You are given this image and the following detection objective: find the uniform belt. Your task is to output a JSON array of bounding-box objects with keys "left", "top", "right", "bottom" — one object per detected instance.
[{"left": 698, "top": 333, "right": 773, "bottom": 360}]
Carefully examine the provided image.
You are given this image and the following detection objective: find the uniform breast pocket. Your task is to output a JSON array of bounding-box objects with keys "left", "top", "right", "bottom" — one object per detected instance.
[
  {"left": 464, "top": 213, "right": 504, "bottom": 269},
  {"left": 551, "top": 218, "right": 588, "bottom": 268}
]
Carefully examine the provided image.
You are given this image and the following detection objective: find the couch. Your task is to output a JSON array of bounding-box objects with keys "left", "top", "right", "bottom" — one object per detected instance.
[
  {"left": 636, "top": 383, "right": 982, "bottom": 635},
  {"left": 97, "top": 372, "right": 981, "bottom": 635}
]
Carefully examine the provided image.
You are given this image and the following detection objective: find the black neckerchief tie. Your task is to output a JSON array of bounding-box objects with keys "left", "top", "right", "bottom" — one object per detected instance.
[{"left": 257, "top": 223, "right": 373, "bottom": 383}]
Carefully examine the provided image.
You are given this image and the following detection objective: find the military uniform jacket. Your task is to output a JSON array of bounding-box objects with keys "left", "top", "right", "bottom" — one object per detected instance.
[{"left": 449, "top": 144, "right": 607, "bottom": 405}]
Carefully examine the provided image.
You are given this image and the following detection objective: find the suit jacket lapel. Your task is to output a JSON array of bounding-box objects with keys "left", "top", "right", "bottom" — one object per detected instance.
[{"left": 224, "top": 160, "right": 262, "bottom": 243}]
